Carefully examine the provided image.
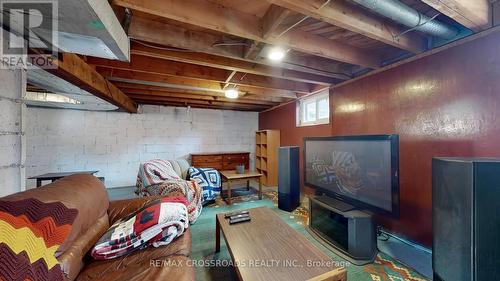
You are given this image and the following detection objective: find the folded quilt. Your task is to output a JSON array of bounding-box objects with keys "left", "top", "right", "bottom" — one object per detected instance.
[
  {"left": 91, "top": 197, "right": 189, "bottom": 260},
  {"left": 145, "top": 179, "right": 203, "bottom": 223},
  {"left": 136, "top": 159, "right": 181, "bottom": 194}
]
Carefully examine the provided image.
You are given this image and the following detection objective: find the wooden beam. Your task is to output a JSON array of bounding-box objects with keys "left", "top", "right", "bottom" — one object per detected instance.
[
  {"left": 113, "top": 0, "right": 381, "bottom": 68},
  {"left": 243, "top": 41, "right": 263, "bottom": 59},
  {"left": 89, "top": 55, "right": 314, "bottom": 93},
  {"left": 134, "top": 100, "right": 266, "bottom": 111},
  {"left": 129, "top": 16, "right": 244, "bottom": 58},
  {"left": 123, "top": 89, "right": 278, "bottom": 105},
  {"left": 128, "top": 42, "right": 340, "bottom": 84},
  {"left": 113, "top": 82, "right": 286, "bottom": 103},
  {"left": 129, "top": 17, "right": 354, "bottom": 78},
  {"left": 222, "top": 71, "right": 238, "bottom": 90},
  {"left": 131, "top": 95, "right": 269, "bottom": 110},
  {"left": 420, "top": 0, "right": 492, "bottom": 31},
  {"left": 98, "top": 68, "right": 298, "bottom": 98},
  {"left": 274, "top": 29, "right": 380, "bottom": 68},
  {"left": 88, "top": 55, "right": 229, "bottom": 82},
  {"left": 262, "top": 4, "right": 291, "bottom": 39},
  {"left": 271, "top": 0, "right": 426, "bottom": 53},
  {"left": 47, "top": 53, "right": 137, "bottom": 113},
  {"left": 284, "top": 55, "right": 354, "bottom": 80}
]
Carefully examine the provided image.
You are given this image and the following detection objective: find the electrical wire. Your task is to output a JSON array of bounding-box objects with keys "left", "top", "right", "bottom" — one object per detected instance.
[
  {"left": 395, "top": 13, "right": 441, "bottom": 39},
  {"left": 275, "top": 0, "right": 332, "bottom": 39},
  {"left": 131, "top": 39, "right": 195, "bottom": 52},
  {"left": 284, "top": 61, "right": 352, "bottom": 79},
  {"left": 212, "top": 42, "right": 251, "bottom": 47}
]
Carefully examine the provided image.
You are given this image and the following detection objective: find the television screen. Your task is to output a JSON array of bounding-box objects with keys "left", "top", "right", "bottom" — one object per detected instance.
[{"left": 304, "top": 135, "right": 399, "bottom": 217}]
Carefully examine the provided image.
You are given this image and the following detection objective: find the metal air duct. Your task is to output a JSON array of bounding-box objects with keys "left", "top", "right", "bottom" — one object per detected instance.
[{"left": 350, "top": 0, "right": 458, "bottom": 39}]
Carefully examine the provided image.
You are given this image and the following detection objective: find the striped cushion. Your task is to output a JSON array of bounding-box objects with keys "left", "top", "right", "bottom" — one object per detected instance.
[{"left": 0, "top": 198, "right": 78, "bottom": 281}]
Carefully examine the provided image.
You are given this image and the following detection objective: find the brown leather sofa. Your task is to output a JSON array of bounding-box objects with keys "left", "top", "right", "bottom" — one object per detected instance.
[{"left": 0, "top": 174, "right": 195, "bottom": 281}]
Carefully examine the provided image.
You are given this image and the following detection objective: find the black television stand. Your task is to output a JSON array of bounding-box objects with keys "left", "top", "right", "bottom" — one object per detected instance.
[
  {"left": 308, "top": 195, "right": 377, "bottom": 265},
  {"left": 315, "top": 194, "right": 355, "bottom": 212}
]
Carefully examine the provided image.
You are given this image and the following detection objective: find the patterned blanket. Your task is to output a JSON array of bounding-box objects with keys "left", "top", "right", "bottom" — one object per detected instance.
[
  {"left": 91, "top": 197, "right": 189, "bottom": 260},
  {"left": 0, "top": 198, "right": 78, "bottom": 281},
  {"left": 145, "top": 179, "right": 203, "bottom": 223},
  {"left": 136, "top": 159, "right": 203, "bottom": 223},
  {"left": 136, "top": 159, "right": 181, "bottom": 195}
]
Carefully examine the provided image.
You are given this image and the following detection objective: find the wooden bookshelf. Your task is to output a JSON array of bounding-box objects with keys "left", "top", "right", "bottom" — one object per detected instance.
[{"left": 255, "top": 130, "right": 280, "bottom": 186}]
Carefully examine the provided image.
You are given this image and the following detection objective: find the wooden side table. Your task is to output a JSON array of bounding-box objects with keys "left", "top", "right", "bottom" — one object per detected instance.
[{"left": 219, "top": 170, "right": 262, "bottom": 205}]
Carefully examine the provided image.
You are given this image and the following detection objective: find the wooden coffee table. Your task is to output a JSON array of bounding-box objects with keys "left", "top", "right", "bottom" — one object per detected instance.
[
  {"left": 219, "top": 170, "right": 262, "bottom": 205},
  {"left": 215, "top": 207, "right": 347, "bottom": 281}
]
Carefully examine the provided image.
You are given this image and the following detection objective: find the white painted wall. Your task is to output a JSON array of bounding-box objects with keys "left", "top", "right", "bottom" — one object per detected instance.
[
  {"left": 0, "top": 68, "right": 26, "bottom": 197},
  {"left": 25, "top": 105, "right": 258, "bottom": 188}
]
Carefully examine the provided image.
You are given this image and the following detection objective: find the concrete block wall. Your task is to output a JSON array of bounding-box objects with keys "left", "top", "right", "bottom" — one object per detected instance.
[
  {"left": 0, "top": 68, "right": 26, "bottom": 196},
  {"left": 25, "top": 105, "right": 258, "bottom": 188}
]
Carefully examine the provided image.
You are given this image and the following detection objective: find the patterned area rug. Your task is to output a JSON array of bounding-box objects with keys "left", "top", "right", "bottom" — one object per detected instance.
[{"left": 191, "top": 190, "right": 429, "bottom": 281}]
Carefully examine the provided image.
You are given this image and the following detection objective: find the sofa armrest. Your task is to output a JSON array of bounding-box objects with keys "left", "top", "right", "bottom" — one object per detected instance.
[{"left": 107, "top": 196, "right": 164, "bottom": 225}]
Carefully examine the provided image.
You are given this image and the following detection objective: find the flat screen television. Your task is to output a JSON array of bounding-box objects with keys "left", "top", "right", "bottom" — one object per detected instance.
[{"left": 304, "top": 134, "right": 400, "bottom": 218}]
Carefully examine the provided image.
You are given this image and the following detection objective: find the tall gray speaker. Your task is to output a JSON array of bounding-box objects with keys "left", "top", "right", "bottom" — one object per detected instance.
[
  {"left": 278, "top": 146, "right": 300, "bottom": 212},
  {"left": 433, "top": 157, "right": 500, "bottom": 281}
]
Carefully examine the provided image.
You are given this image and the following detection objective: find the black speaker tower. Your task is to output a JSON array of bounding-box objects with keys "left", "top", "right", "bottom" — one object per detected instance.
[
  {"left": 433, "top": 157, "right": 500, "bottom": 281},
  {"left": 278, "top": 146, "right": 300, "bottom": 211}
]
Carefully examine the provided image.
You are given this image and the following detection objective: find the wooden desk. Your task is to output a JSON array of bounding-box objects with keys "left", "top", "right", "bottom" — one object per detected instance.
[
  {"left": 215, "top": 207, "right": 347, "bottom": 281},
  {"left": 29, "top": 171, "right": 99, "bottom": 187},
  {"left": 219, "top": 170, "right": 262, "bottom": 205}
]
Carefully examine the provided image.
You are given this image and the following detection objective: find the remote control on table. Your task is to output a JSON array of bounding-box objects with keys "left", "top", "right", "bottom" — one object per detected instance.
[
  {"left": 229, "top": 216, "right": 251, "bottom": 224},
  {"left": 224, "top": 210, "right": 249, "bottom": 218},
  {"left": 229, "top": 213, "right": 250, "bottom": 220}
]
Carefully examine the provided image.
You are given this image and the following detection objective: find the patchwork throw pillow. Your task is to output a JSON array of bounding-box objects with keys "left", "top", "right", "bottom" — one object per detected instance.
[
  {"left": 0, "top": 198, "right": 78, "bottom": 281},
  {"left": 91, "top": 196, "right": 189, "bottom": 260},
  {"left": 188, "top": 167, "right": 221, "bottom": 202}
]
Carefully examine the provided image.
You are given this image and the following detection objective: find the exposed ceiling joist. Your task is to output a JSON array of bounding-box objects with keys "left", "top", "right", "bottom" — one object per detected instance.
[
  {"left": 262, "top": 4, "right": 291, "bottom": 39},
  {"left": 130, "top": 42, "right": 338, "bottom": 84},
  {"left": 271, "top": 28, "right": 380, "bottom": 68},
  {"left": 137, "top": 100, "right": 266, "bottom": 111},
  {"left": 243, "top": 41, "right": 263, "bottom": 59},
  {"left": 420, "top": 0, "right": 492, "bottom": 32},
  {"left": 123, "top": 90, "right": 278, "bottom": 106},
  {"left": 113, "top": 0, "right": 382, "bottom": 68},
  {"left": 132, "top": 95, "right": 269, "bottom": 110},
  {"left": 128, "top": 17, "right": 354, "bottom": 78},
  {"left": 129, "top": 17, "right": 244, "bottom": 58},
  {"left": 271, "top": 0, "right": 427, "bottom": 53},
  {"left": 100, "top": 69, "right": 298, "bottom": 99},
  {"left": 46, "top": 53, "right": 137, "bottom": 113},
  {"left": 88, "top": 55, "right": 315, "bottom": 93},
  {"left": 89, "top": 55, "right": 229, "bottom": 82},
  {"left": 113, "top": 82, "right": 286, "bottom": 103}
]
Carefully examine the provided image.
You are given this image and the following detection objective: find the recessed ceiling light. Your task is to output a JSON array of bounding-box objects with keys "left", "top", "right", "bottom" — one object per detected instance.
[
  {"left": 268, "top": 46, "right": 286, "bottom": 62},
  {"left": 225, "top": 88, "right": 239, "bottom": 99}
]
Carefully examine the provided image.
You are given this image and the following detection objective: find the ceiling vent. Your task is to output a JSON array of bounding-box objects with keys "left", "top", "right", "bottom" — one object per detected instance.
[{"left": 27, "top": 67, "right": 118, "bottom": 111}]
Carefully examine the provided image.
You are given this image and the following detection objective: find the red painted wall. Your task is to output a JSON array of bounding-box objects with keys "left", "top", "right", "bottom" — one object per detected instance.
[{"left": 259, "top": 31, "right": 500, "bottom": 246}]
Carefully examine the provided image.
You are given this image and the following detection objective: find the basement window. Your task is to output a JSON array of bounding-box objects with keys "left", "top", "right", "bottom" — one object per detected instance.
[{"left": 296, "top": 92, "right": 330, "bottom": 127}]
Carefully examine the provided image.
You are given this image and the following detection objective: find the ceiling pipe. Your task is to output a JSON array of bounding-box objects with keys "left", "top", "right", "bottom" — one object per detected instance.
[{"left": 350, "top": 0, "right": 458, "bottom": 39}]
